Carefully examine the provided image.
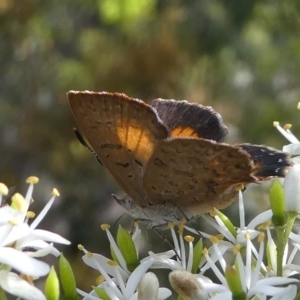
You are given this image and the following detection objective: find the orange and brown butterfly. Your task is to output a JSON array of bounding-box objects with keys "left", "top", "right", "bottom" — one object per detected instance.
[{"left": 67, "top": 91, "right": 290, "bottom": 225}]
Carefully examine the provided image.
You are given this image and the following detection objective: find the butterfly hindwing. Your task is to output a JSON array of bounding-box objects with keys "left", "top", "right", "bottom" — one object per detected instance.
[{"left": 143, "top": 138, "right": 257, "bottom": 214}]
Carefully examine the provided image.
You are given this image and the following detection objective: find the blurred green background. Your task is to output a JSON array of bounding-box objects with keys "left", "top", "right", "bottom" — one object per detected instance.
[{"left": 1, "top": 0, "right": 300, "bottom": 296}]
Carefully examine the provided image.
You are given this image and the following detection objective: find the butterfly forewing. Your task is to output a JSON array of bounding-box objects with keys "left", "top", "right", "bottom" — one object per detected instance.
[{"left": 68, "top": 91, "right": 168, "bottom": 207}]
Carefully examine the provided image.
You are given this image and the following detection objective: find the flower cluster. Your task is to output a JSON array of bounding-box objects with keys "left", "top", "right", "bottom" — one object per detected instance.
[
  {"left": 3, "top": 104, "right": 300, "bottom": 299},
  {"left": 76, "top": 103, "right": 300, "bottom": 300},
  {"left": 0, "top": 177, "right": 70, "bottom": 300}
]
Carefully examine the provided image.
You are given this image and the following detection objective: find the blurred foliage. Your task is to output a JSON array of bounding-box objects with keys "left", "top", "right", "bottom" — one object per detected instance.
[{"left": 1, "top": 0, "right": 300, "bottom": 295}]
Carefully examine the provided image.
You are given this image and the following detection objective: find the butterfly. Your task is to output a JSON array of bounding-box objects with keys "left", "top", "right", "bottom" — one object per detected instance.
[{"left": 68, "top": 91, "right": 290, "bottom": 225}]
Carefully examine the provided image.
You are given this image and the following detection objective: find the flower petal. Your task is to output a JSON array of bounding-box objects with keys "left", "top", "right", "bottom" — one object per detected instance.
[
  {"left": 137, "top": 272, "right": 159, "bottom": 300},
  {"left": 0, "top": 247, "right": 50, "bottom": 276},
  {"left": 0, "top": 270, "right": 46, "bottom": 300},
  {"left": 29, "top": 229, "right": 70, "bottom": 244},
  {"left": 284, "top": 164, "right": 300, "bottom": 213}
]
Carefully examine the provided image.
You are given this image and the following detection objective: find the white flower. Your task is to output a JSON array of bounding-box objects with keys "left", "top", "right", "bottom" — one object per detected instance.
[
  {"left": 274, "top": 121, "right": 300, "bottom": 162},
  {"left": 138, "top": 272, "right": 172, "bottom": 300},
  {"left": 283, "top": 164, "right": 300, "bottom": 213},
  {"left": 0, "top": 177, "right": 70, "bottom": 299},
  {"left": 185, "top": 191, "right": 271, "bottom": 273},
  {"left": 0, "top": 270, "right": 47, "bottom": 300},
  {"left": 199, "top": 232, "right": 299, "bottom": 299},
  {"left": 77, "top": 224, "right": 172, "bottom": 300},
  {"left": 145, "top": 222, "right": 201, "bottom": 275},
  {"left": 169, "top": 270, "right": 208, "bottom": 300}
]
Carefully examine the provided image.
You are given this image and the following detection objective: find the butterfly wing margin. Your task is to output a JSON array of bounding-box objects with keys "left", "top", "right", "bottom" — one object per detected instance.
[
  {"left": 68, "top": 91, "right": 168, "bottom": 207},
  {"left": 143, "top": 138, "right": 256, "bottom": 214},
  {"left": 151, "top": 99, "right": 228, "bottom": 141}
]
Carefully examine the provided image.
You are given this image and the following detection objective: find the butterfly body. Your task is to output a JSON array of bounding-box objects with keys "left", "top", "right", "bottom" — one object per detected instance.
[{"left": 68, "top": 91, "right": 290, "bottom": 225}]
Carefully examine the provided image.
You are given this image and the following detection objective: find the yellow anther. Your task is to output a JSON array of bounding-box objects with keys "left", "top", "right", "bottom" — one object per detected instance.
[
  {"left": 258, "top": 220, "right": 271, "bottom": 231},
  {"left": 209, "top": 210, "right": 218, "bottom": 217},
  {"left": 184, "top": 235, "right": 194, "bottom": 243},
  {"left": 210, "top": 236, "right": 220, "bottom": 244},
  {"left": 0, "top": 183, "right": 8, "bottom": 196},
  {"left": 26, "top": 176, "right": 39, "bottom": 184},
  {"left": 233, "top": 244, "right": 241, "bottom": 255},
  {"left": 107, "top": 260, "right": 118, "bottom": 267},
  {"left": 96, "top": 275, "right": 105, "bottom": 285},
  {"left": 168, "top": 222, "right": 174, "bottom": 229},
  {"left": 26, "top": 211, "right": 35, "bottom": 218},
  {"left": 257, "top": 232, "right": 265, "bottom": 243},
  {"left": 273, "top": 121, "right": 279, "bottom": 127},
  {"left": 244, "top": 232, "right": 251, "bottom": 240},
  {"left": 77, "top": 244, "right": 84, "bottom": 251},
  {"left": 52, "top": 188, "right": 60, "bottom": 197},
  {"left": 11, "top": 193, "right": 26, "bottom": 212},
  {"left": 235, "top": 183, "right": 244, "bottom": 191},
  {"left": 202, "top": 248, "right": 208, "bottom": 255},
  {"left": 134, "top": 221, "right": 139, "bottom": 227},
  {"left": 100, "top": 224, "right": 110, "bottom": 230},
  {"left": 283, "top": 124, "right": 292, "bottom": 130},
  {"left": 178, "top": 221, "right": 185, "bottom": 235},
  {"left": 216, "top": 234, "right": 224, "bottom": 240}
]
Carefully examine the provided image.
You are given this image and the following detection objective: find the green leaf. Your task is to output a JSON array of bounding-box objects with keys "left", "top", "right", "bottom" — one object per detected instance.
[
  {"left": 116, "top": 225, "right": 139, "bottom": 271},
  {"left": 270, "top": 179, "right": 286, "bottom": 226},
  {"left": 225, "top": 265, "right": 246, "bottom": 300},
  {"left": 214, "top": 209, "right": 237, "bottom": 237},
  {"left": 191, "top": 238, "right": 203, "bottom": 274},
  {"left": 45, "top": 266, "right": 60, "bottom": 300},
  {"left": 94, "top": 286, "right": 111, "bottom": 300},
  {"left": 59, "top": 254, "right": 79, "bottom": 300}
]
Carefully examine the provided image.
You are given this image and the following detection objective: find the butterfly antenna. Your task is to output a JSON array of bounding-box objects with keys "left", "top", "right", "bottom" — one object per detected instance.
[
  {"left": 113, "top": 213, "right": 126, "bottom": 229},
  {"left": 152, "top": 226, "right": 181, "bottom": 260},
  {"left": 73, "top": 128, "right": 103, "bottom": 165},
  {"left": 129, "top": 219, "right": 181, "bottom": 260}
]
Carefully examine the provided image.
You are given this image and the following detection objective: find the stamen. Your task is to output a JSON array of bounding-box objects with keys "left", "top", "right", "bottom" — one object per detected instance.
[
  {"left": 26, "top": 176, "right": 39, "bottom": 184},
  {"left": 107, "top": 260, "right": 118, "bottom": 266},
  {"left": 258, "top": 220, "right": 271, "bottom": 231},
  {"left": 233, "top": 244, "right": 241, "bottom": 255},
  {"left": 0, "top": 183, "right": 8, "bottom": 195},
  {"left": 52, "top": 188, "right": 60, "bottom": 197},
  {"left": 96, "top": 275, "right": 105, "bottom": 285},
  {"left": 26, "top": 211, "right": 36, "bottom": 218},
  {"left": 184, "top": 235, "right": 194, "bottom": 243},
  {"left": 257, "top": 232, "right": 265, "bottom": 243},
  {"left": 209, "top": 210, "right": 217, "bottom": 217},
  {"left": 78, "top": 244, "right": 85, "bottom": 251},
  {"left": 11, "top": 193, "right": 26, "bottom": 212},
  {"left": 235, "top": 183, "right": 244, "bottom": 191},
  {"left": 168, "top": 221, "right": 174, "bottom": 229},
  {"left": 284, "top": 124, "right": 292, "bottom": 130},
  {"left": 101, "top": 224, "right": 110, "bottom": 230}
]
